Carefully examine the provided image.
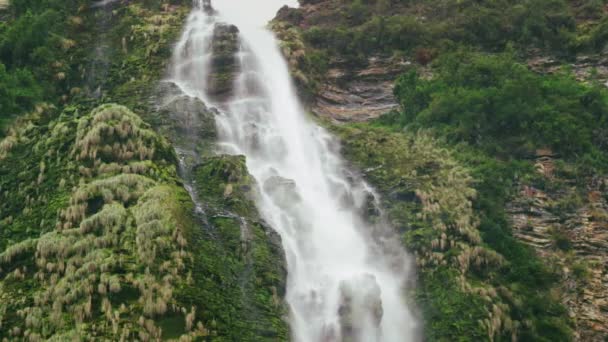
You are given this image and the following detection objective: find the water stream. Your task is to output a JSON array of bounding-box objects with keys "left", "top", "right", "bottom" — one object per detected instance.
[{"left": 168, "top": 1, "right": 417, "bottom": 340}]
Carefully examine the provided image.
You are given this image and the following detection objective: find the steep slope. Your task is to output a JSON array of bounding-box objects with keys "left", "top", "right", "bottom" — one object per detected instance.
[
  {"left": 0, "top": 104, "right": 208, "bottom": 340},
  {"left": 272, "top": 0, "right": 608, "bottom": 341},
  {"left": 1, "top": 0, "right": 606, "bottom": 340},
  {"left": 0, "top": 1, "right": 290, "bottom": 340}
]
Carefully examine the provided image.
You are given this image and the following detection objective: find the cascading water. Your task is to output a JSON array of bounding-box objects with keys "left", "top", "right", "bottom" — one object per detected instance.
[{"left": 168, "top": 1, "right": 418, "bottom": 340}]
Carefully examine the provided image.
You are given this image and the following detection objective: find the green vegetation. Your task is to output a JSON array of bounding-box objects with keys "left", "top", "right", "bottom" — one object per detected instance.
[
  {"left": 0, "top": 103, "right": 289, "bottom": 340},
  {"left": 296, "top": 0, "right": 586, "bottom": 65},
  {"left": 347, "top": 49, "right": 607, "bottom": 342},
  {"left": 0, "top": 1, "right": 289, "bottom": 340},
  {"left": 332, "top": 124, "right": 572, "bottom": 341},
  {"left": 279, "top": 1, "right": 608, "bottom": 338},
  {"left": 0, "top": 0, "right": 189, "bottom": 135},
  {"left": 394, "top": 51, "right": 608, "bottom": 163},
  {"left": 184, "top": 155, "right": 289, "bottom": 341},
  {"left": 1, "top": 0, "right": 604, "bottom": 340}
]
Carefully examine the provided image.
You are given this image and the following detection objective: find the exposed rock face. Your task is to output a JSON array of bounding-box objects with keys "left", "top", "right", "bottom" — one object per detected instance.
[
  {"left": 207, "top": 23, "right": 240, "bottom": 100},
  {"left": 313, "top": 57, "right": 409, "bottom": 122},
  {"left": 273, "top": 6, "right": 410, "bottom": 122},
  {"left": 156, "top": 81, "right": 219, "bottom": 170},
  {"left": 507, "top": 154, "right": 608, "bottom": 341},
  {"left": 201, "top": 0, "right": 215, "bottom": 15},
  {"left": 528, "top": 53, "right": 608, "bottom": 87},
  {"left": 159, "top": 84, "right": 218, "bottom": 141}
]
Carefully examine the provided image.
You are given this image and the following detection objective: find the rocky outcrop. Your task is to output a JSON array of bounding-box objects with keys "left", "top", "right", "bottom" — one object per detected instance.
[
  {"left": 273, "top": 9, "right": 410, "bottom": 122},
  {"left": 158, "top": 82, "right": 218, "bottom": 140},
  {"left": 207, "top": 23, "right": 240, "bottom": 100},
  {"left": 507, "top": 154, "right": 608, "bottom": 341},
  {"left": 193, "top": 154, "right": 290, "bottom": 339},
  {"left": 313, "top": 56, "right": 409, "bottom": 122},
  {"left": 528, "top": 53, "right": 608, "bottom": 87}
]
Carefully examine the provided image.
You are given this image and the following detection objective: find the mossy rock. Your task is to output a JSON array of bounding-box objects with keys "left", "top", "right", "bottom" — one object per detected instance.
[
  {"left": 194, "top": 154, "right": 257, "bottom": 218},
  {"left": 207, "top": 23, "right": 240, "bottom": 99}
]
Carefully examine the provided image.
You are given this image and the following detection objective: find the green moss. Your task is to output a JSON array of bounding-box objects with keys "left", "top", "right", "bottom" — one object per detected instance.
[
  {"left": 0, "top": 104, "right": 208, "bottom": 340},
  {"left": 180, "top": 153, "right": 289, "bottom": 341},
  {"left": 194, "top": 155, "right": 258, "bottom": 218},
  {"left": 1, "top": 1, "right": 289, "bottom": 340}
]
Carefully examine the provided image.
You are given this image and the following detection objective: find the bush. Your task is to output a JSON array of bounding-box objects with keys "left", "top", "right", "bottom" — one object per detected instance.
[
  {"left": 394, "top": 51, "right": 608, "bottom": 161},
  {"left": 300, "top": 0, "right": 578, "bottom": 59},
  {"left": 0, "top": 63, "right": 42, "bottom": 133}
]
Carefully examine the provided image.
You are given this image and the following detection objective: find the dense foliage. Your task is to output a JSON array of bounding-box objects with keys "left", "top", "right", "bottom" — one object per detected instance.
[
  {"left": 294, "top": 0, "right": 608, "bottom": 68},
  {"left": 277, "top": 0, "right": 608, "bottom": 339},
  {"left": 0, "top": 1, "right": 291, "bottom": 339},
  {"left": 0, "top": 0, "right": 187, "bottom": 135},
  {"left": 0, "top": 1, "right": 86, "bottom": 134},
  {"left": 375, "top": 50, "right": 608, "bottom": 341},
  {"left": 394, "top": 51, "right": 608, "bottom": 163}
]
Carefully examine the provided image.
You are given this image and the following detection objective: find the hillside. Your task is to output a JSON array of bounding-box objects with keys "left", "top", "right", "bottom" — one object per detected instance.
[
  {"left": 273, "top": 0, "right": 608, "bottom": 340},
  {"left": 0, "top": 0, "right": 607, "bottom": 341}
]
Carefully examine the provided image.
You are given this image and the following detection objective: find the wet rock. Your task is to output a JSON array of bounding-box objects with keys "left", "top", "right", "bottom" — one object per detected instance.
[
  {"left": 260, "top": 220, "right": 288, "bottom": 297},
  {"left": 201, "top": 0, "right": 215, "bottom": 15},
  {"left": 263, "top": 176, "right": 302, "bottom": 205},
  {"left": 207, "top": 23, "right": 240, "bottom": 100},
  {"left": 160, "top": 90, "right": 218, "bottom": 140},
  {"left": 507, "top": 154, "right": 608, "bottom": 341},
  {"left": 338, "top": 274, "right": 384, "bottom": 340},
  {"left": 361, "top": 191, "right": 381, "bottom": 221}
]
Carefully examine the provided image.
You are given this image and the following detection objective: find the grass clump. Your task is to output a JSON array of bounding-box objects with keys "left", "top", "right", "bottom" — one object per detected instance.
[{"left": 0, "top": 104, "right": 208, "bottom": 340}]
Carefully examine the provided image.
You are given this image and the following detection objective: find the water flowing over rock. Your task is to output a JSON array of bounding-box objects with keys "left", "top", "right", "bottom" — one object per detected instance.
[
  {"left": 338, "top": 275, "right": 384, "bottom": 341},
  {"left": 167, "top": 0, "right": 418, "bottom": 340},
  {"left": 207, "top": 23, "right": 240, "bottom": 100}
]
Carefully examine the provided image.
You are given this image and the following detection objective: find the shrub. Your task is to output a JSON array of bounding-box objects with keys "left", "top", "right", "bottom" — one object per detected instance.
[{"left": 394, "top": 51, "right": 608, "bottom": 161}]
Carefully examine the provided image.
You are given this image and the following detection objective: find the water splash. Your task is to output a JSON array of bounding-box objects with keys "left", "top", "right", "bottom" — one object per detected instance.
[{"left": 168, "top": 1, "right": 418, "bottom": 340}]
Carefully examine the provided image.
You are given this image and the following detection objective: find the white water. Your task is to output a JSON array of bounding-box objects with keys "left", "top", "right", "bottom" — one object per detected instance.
[{"left": 169, "top": 1, "right": 417, "bottom": 340}]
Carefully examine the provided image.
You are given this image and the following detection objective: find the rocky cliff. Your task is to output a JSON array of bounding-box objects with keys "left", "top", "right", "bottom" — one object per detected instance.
[
  {"left": 272, "top": 0, "right": 608, "bottom": 340},
  {"left": 508, "top": 153, "right": 608, "bottom": 341}
]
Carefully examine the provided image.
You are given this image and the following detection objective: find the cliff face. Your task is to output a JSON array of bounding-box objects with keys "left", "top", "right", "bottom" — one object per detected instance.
[
  {"left": 508, "top": 153, "right": 608, "bottom": 341},
  {"left": 272, "top": 0, "right": 608, "bottom": 340},
  {"left": 272, "top": 5, "right": 409, "bottom": 122},
  {"left": 1, "top": 0, "right": 607, "bottom": 340}
]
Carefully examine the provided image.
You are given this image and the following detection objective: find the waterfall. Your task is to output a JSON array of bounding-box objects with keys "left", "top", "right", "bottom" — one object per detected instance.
[{"left": 168, "top": 1, "right": 418, "bottom": 340}]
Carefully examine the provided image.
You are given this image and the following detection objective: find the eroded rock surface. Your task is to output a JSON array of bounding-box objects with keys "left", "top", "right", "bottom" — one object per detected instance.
[
  {"left": 507, "top": 154, "right": 608, "bottom": 341},
  {"left": 313, "top": 57, "right": 410, "bottom": 122},
  {"left": 273, "top": 7, "right": 410, "bottom": 122},
  {"left": 528, "top": 53, "right": 608, "bottom": 87}
]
